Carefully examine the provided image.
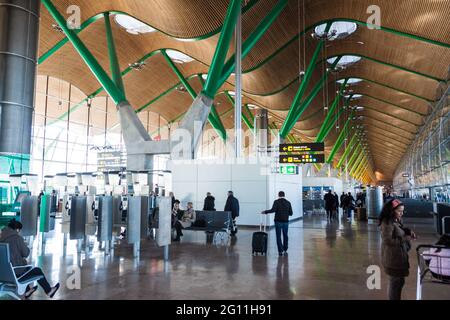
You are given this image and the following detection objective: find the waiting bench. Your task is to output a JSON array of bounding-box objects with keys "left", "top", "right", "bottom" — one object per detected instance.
[{"left": 184, "top": 211, "right": 233, "bottom": 243}]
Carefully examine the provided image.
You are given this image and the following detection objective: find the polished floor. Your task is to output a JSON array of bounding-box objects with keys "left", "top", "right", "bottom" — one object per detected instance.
[{"left": 3, "top": 212, "right": 450, "bottom": 300}]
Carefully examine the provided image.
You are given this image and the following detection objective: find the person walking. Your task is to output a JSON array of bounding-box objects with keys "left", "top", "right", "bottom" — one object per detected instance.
[
  {"left": 340, "top": 192, "right": 346, "bottom": 218},
  {"left": 379, "top": 199, "right": 416, "bottom": 300},
  {"left": 203, "top": 192, "right": 216, "bottom": 211},
  {"left": 224, "top": 191, "right": 239, "bottom": 236},
  {"left": 324, "top": 190, "right": 335, "bottom": 221},
  {"left": 333, "top": 191, "right": 339, "bottom": 220},
  {"left": 344, "top": 192, "right": 355, "bottom": 219},
  {"left": 261, "top": 191, "right": 293, "bottom": 256}
]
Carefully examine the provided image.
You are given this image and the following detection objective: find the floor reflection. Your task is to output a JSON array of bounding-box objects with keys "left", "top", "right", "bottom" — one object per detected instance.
[{"left": 2, "top": 212, "right": 448, "bottom": 300}]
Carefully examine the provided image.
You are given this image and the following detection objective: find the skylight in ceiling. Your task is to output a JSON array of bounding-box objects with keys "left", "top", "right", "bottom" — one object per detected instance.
[
  {"left": 328, "top": 55, "right": 362, "bottom": 67},
  {"left": 345, "top": 94, "right": 363, "bottom": 100},
  {"left": 314, "top": 21, "right": 357, "bottom": 41},
  {"left": 337, "top": 78, "right": 362, "bottom": 85},
  {"left": 166, "top": 50, "right": 194, "bottom": 64},
  {"left": 114, "top": 14, "right": 155, "bottom": 35}
]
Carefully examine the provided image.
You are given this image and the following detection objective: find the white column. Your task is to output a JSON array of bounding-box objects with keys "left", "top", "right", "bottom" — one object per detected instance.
[{"left": 234, "top": 6, "right": 242, "bottom": 158}]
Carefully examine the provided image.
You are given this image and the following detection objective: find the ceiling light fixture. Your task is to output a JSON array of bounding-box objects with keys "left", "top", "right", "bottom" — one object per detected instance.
[
  {"left": 129, "top": 61, "right": 146, "bottom": 70},
  {"left": 52, "top": 24, "right": 64, "bottom": 33},
  {"left": 176, "top": 85, "right": 187, "bottom": 93},
  {"left": 114, "top": 14, "right": 156, "bottom": 35}
]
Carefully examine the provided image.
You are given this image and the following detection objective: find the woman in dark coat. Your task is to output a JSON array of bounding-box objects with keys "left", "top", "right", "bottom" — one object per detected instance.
[{"left": 379, "top": 199, "right": 416, "bottom": 300}]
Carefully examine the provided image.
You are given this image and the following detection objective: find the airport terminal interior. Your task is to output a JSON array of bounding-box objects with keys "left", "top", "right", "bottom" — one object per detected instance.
[{"left": 0, "top": 0, "right": 450, "bottom": 301}]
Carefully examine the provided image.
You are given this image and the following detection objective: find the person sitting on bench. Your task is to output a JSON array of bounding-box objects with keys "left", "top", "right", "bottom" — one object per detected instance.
[
  {"left": 173, "top": 201, "right": 196, "bottom": 241},
  {"left": 0, "top": 219, "right": 60, "bottom": 299}
]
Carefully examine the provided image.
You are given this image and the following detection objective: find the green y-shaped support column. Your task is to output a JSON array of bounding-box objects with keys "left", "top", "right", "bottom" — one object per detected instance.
[
  {"left": 281, "top": 55, "right": 342, "bottom": 139},
  {"left": 316, "top": 79, "right": 349, "bottom": 142},
  {"left": 325, "top": 111, "right": 353, "bottom": 164},
  {"left": 161, "top": 50, "right": 227, "bottom": 140},
  {"left": 336, "top": 132, "right": 358, "bottom": 168},
  {"left": 279, "top": 22, "right": 332, "bottom": 139}
]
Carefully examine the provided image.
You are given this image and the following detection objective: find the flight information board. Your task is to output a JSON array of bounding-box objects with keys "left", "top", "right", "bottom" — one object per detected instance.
[
  {"left": 279, "top": 143, "right": 324, "bottom": 153},
  {"left": 279, "top": 154, "right": 325, "bottom": 164}
]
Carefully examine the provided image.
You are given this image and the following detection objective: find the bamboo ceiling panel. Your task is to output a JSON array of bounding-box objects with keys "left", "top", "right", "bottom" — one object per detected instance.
[
  {"left": 337, "top": 60, "right": 440, "bottom": 101},
  {"left": 355, "top": 97, "right": 424, "bottom": 125},
  {"left": 36, "top": 0, "right": 450, "bottom": 179},
  {"left": 350, "top": 83, "right": 431, "bottom": 115}
]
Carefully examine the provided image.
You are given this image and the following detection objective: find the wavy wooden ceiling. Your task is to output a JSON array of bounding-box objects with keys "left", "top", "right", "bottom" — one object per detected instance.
[{"left": 37, "top": 0, "right": 450, "bottom": 181}]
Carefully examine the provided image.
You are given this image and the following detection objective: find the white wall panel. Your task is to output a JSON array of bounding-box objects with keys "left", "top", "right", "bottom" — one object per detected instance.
[{"left": 170, "top": 160, "right": 303, "bottom": 226}]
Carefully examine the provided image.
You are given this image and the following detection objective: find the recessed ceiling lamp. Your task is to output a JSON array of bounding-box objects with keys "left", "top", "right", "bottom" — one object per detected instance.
[
  {"left": 201, "top": 74, "right": 208, "bottom": 80},
  {"left": 166, "top": 50, "right": 194, "bottom": 64},
  {"left": 129, "top": 61, "right": 146, "bottom": 70},
  {"left": 337, "top": 78, "right": 362, "bottom": 85},
  {"left": 114, "top": 14, "right": 155, "bottom": 35},
  {"left": 51, "top": 24, "right": 64, "bottom": 33},
  {"left": 176, "top": 85, "right": 187, "bottom": 93},
  {"left": 247, "top": 104, "right": 259, "bottom": 109},
  {"left": 228, "top": 91, "right": 236, "bottom": 96},
  {"left": 314, "top": 21, "right": 357, "bottom": 41},
  {"left": 328, "top": 55, "right": 362, "bottom": 67}
]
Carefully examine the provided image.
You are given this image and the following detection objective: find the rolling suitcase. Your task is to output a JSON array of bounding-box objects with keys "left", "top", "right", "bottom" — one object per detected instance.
[{"left": 252, "top": 213, "right": 268, "bottom": 255}]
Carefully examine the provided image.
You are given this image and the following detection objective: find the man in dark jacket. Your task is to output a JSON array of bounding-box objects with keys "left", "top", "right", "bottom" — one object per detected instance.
[
  {"left": 345, "top": 192, "right": 355, "bottom": 218},
  {"left": 333, "top": 192, "right": 339, "bottom": 220},
  {"left": 340, "top": 192, "right": 346, "bottom": 217},
  {"left": 203, "top": 192, "right": 216, "bottom": 211},
  {"left": 0, "top": 219, "right": 60, "bottom": 298},
  {"left": 262, "top": 191, "right": 293, "bottom": 256},
  {"left": 324, "top": 190, "right": 335, "bottom": 221},
  {"left": 224, "top": 191, "right": 239, "bottom": 236}
]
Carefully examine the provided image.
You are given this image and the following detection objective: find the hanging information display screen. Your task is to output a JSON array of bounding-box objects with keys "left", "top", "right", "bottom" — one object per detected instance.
[
  {"left": 279, "top": 143, "right": 324, "bottom": 153},
  {"left": 279, "top": 154, "right": 325, "bottom": 164}
]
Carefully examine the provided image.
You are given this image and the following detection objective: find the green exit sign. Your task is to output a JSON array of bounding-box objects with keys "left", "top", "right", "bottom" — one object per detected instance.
[{"left": 280, "top": 165, "right": 298, "bottom": 175}]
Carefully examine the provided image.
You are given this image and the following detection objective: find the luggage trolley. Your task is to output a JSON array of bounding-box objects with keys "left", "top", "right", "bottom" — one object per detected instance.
[{"left": 416, "top": 244, "right": 450, "bottom": 300}]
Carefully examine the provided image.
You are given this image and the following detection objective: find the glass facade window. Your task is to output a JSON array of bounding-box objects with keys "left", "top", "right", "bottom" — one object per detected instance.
[
  {"left": 393, "top": 86, "right": 450, "bottom": 203},
  {"left": 29, "top": 76, "right": 168, "bottom": 182}
]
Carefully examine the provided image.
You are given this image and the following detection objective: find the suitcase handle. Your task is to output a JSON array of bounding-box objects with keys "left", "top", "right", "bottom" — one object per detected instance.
[{"left": 260, "top": 212, "right": 268, "bottom": 232}]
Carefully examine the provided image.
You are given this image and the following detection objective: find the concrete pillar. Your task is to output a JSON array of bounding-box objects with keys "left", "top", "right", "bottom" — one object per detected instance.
[
  {"left": 0, "top": 0, "right": 40, "bottom": 156},
  {"left": 367, "top": 186, "right": 383, "bottom": 219}
]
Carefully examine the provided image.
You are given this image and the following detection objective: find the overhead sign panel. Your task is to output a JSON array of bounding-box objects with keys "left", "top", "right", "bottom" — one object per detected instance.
[
  {"left": 279, "top": 165, "right": 299, "bottom": 175},
  {"left": 279, "top": 142, "right": 324, "bottom": 153},
  {"left": 279, "top": 154, "right": 325, "bottom": 164}
]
